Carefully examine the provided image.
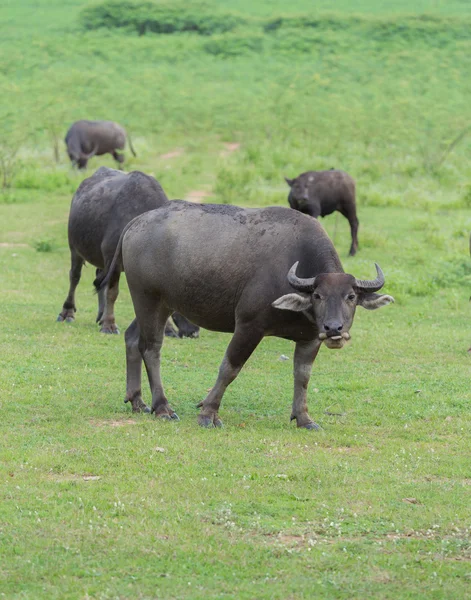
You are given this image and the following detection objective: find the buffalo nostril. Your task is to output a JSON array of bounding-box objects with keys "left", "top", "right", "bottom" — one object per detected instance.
[{"left": 324, "top": 322, "right": 343, "bottom": 333}]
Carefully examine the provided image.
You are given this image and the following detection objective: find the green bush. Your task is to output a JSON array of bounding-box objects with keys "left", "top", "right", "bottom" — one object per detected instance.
[
  {"left": 81, "top": 1, "right": 248, "bottom": 36},
  {"left": 33, "top": 238, "right": 57, "bottom": 253},
  {"left": 263, "top": 14, "right": 471, "bottom": 48},
  {"left": 204, "top": 32, "right": 264, "bottom": 57},
  {"left": 15, "top": 169, "right": 78, "bottom": 192}
]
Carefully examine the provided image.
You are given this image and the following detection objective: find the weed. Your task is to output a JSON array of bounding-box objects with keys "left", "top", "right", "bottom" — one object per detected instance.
[{"left": 33, "top": 238, "right": 57, "bottom": 252}]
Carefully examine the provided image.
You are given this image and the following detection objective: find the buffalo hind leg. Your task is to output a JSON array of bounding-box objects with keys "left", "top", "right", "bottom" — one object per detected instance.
[
  {"left": 124, "top": 318, "right": 150, "bottom": 413},
  {"left": 95, "top": 268, "right": 105, "bottom": 324},
  {"left": 342, "top": 208, "right": 359, "bottom": 256},
  {"left": 291, "top": 339, "right": 322, "bottom": 429},
  {"left": 57, "top": 248, "right": 84, "bottom": 323},
  {"left": 197, "top": 324, "right": 263, "bottom": 428},
  {"left": 100, "top": 268, "right": 120, "bottom": 334},
  {"left": 136, "top": 302, "right": 178, "bottom": 420}
]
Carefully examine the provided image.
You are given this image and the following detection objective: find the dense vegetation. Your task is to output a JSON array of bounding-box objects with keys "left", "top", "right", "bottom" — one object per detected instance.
[{"left": 1, "top": 0, "right": 470, "bottom": 598}]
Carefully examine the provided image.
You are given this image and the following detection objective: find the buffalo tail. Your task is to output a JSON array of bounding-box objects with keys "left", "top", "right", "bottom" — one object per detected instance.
[
  {"left": 93, "top": 215, "right": 140, "bottom": 292},
  {"left": 127, "top": 132, "right": 137, "bottom": 157}
]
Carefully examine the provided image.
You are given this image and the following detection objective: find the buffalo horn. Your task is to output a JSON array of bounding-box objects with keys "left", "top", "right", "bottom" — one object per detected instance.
[
  {"left": 354, "top": 263, "right": 385, "bottom": 292},
  {"left": 287, "top": 261, "right": 316, "bottom": 292}
]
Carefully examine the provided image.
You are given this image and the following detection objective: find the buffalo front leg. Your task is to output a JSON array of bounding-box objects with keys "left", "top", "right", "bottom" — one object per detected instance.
[
  {"left": 100, "top": 268, "right": 120, "bottom": 334},
  {"left": 137, "top": 304, "right": 178, "bottom": 420},
  {"left": 197, "top": 324, "right": 263, "bottom": 428},
  {"left": 112, "top": 151, "right": 125, "bottom": 166},
  {"left": 57, "top": 248, "right": 84, "bottom": 323},
  {"left": 291, "top": 339, "right": 322, "bottom": 430},
  {"left": 303, "top": 200, "right": 321, "bottom": 220},
  {"left": 124, "top": 318, "right": 149, "bottom": 413}
]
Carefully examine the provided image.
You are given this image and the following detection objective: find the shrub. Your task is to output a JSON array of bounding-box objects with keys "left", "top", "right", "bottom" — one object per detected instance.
[
  {"left": 81, "top": 1, "right": 248, "bottom": 36},
  {"left": 204, "top": 33, "right": 264, "bottom": 58},
  {"left": 33, "top": 238, "right": 57, "bottom": 253},
  {"left": 15, "top": 169, "right": 78, "bottom": 193},
  {"left": 263, "top": 14, "right": 471, "bottom": 48}
]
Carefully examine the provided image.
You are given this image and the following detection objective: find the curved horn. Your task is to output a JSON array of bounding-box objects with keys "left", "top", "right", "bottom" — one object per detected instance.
[
  {"left": 81, "top": 142, "right": 99, "bottom": 160},
  {"left": 287, "top": 261, "right": 317, "bottom": 293},
  {"left": 354, "top": 263, "right": 385, "bottom": 292}
]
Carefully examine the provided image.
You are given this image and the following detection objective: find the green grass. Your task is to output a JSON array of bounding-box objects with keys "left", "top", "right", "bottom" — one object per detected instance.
[{"left": 1, "top": 0, "right": 471, "bottom": 598}]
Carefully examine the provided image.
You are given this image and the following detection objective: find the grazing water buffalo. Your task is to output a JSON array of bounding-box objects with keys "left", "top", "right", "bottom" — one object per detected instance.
[
  {"left": 100, "top": 201, "right": 393, "bottom": 427},
  {"left": 57, "top": 167, "right": 199, "bottom": 339},
  {"left": 65, "top": 120, "right": 137, "bottom": 169},
  {"left": 285, "top": 170, "right": 359, "bottom": 256}
]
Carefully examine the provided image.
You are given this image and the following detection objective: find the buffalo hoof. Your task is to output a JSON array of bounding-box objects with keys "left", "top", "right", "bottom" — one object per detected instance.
[
  {"left": 164, "top": 325, "right": 179, "bottom": 338},
  {"left": 302, "top": 421, "right": 321, "bottom": 431},
  {"left": 57, "top": 311, "right": 75, "bottom": 323},
  {"left": 198, "top": 414, "right": 223, "bottom": 428},
  {"left": 125, "top": 397, "right": 150, "bottom": 413},
  {"left": 155, "top": 412, "right": 179, "bottom": 422},
  {"left": 100, "top": 325, "right": 119, "bottom": 334},
  {"left": 177, "top": 327, "right": 200, "bottom": 339}
]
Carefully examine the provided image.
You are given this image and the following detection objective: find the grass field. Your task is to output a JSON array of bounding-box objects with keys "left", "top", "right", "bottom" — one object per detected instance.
[{"left": 1, "top": 1, "right": 471, "bottom": 598}]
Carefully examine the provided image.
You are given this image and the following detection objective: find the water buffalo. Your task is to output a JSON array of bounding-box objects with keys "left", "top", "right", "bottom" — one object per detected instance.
[
  {"left": 57, "top": 167, "right": 199, "bottom": 339},
  {"left": 100, "top": 201, "right": 393, "bottom": 427},
  {"left": 65, "top": 120, "right": 137, "bottom": 169},
  {"left": 285, "top": 170, "right": 359, "bottom": 256}
]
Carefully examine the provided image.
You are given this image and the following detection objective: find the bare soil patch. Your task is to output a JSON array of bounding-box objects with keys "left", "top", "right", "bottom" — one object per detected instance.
[
  {"left": 185, "top": 190, "right": 213, "bottom": 203},
  {"left": 46, "top": 473, "right": 101, "bottom": 482},
  {"left": 160, "top": 148, "right": 184, "bottom": 160},
  {"left": 220, "top": 142, "right": 241, "bottom": 157}
]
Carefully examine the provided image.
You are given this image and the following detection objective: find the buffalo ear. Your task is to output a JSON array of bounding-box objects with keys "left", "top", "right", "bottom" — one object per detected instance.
[
  {"left": 272, "top": 293, "right": 311, "bottom": 312},
  {"left": 284, "top": 177, "right": 294, "bottom": 187},
  {"left": 357, "top": 293, "right": 394, "bottom": 310}
]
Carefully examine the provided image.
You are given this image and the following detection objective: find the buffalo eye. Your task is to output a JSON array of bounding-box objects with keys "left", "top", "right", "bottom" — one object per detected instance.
[
  {"left": 313, "top": 293, "right": 322, "bottom": 300},
  {"left": 347, "top": 293, "right": 356, "bottom": 301}
]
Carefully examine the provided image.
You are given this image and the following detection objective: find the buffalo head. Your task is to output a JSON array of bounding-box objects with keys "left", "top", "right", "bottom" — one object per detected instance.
[
  {"left": 273, "top": 262, "right": 394, "bottom": 349},
  {"left": 285, "top": 176, "right": 310, "bottom": 202}
]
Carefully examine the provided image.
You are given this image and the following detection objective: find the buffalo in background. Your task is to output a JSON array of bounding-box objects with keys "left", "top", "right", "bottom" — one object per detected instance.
[
  {"left": 57, "top": 166, "right": 199, "bottom": 339},
  {"left": 285, "top": 169, "right": 359, "bottom": 256},
  {"left": 65, "top": 120, "right": 137, "bottom": 169}
]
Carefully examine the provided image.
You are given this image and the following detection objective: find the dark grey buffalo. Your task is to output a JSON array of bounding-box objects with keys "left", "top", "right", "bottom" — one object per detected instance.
[
  {"left": 285, "top": 170, "right": 359, "bottom": 256},
  {"left": 57, "top": 167, "right": 199, "bottom": 339},
  {"left": 65, "top": 120, "right": 137, "bottom": 169},
  {"left": 100, "top": 201, "right": 393, "bottom": 428}
]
